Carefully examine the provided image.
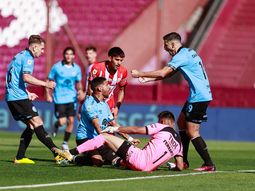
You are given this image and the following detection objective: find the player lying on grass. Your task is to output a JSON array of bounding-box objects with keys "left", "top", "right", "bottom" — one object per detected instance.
[
  {"left": 70, "top": 77, "right": 139, "bottom": 167},
  {"left": 53, "top": 111, "right": 184, "bottom": 172}
]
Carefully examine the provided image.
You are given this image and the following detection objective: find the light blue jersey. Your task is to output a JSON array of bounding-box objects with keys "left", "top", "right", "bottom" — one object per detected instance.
[
  {"left": 76, "top": 95, "right": 114, "bottom": 140},
  {"left": 48, "top": 61, "right": 81, "bottom": 104},
  {"left": 167, "top": 47, "right": 212, "bottom": 102},
  {"left": 5, "top": 49, "right": 34, "bottom": 101}
]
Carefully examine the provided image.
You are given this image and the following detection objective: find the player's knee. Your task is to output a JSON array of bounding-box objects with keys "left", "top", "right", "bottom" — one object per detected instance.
[
  {"left": 59, "top": 118, "right": 67, "bottom": 126},
  {"left": 186, "top": 129, "right": 200, "bottom": 139},
  {"left": 67, "top": 117, "right": 74, "bottom": 126},
  {"left": 29, "top": 116, "right": 43, "bottom": 127}
]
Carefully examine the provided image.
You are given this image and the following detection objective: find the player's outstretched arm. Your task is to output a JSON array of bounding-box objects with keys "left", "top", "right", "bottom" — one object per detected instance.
[
  {"left": 118, "top": 126, "right": 147, "bottom": 135},
  {"left": 131, "top": 66, "right": 173, "bottom": 79},
  {"left": 23, "top": 74, "right": 56, "bottom": 89}
]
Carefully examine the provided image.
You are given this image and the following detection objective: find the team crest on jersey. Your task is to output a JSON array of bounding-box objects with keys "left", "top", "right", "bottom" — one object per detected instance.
[
  {"left": 86, "top": 105, "right": 92, "bottom": 112},
  {"left": 92, "top": 69, "right": 97, "bottom": 75},
  {"left": 72, "top": 71, "right": 76, "bottom": 76},
  {"left": 27, "top": 60, "right": 32, "bottom": 65}
]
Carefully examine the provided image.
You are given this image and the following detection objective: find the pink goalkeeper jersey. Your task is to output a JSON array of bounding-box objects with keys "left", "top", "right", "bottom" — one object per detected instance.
[{"left": 126, "top": 123, "right": 183, "bottom": 172}]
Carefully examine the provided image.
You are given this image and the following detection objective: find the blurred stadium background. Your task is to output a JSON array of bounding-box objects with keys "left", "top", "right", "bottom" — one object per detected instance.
[{"left": 0, "top": 0, "right": 254, "bottom": 141}]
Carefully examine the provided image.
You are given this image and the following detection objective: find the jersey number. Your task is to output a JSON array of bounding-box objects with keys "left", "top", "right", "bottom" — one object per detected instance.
[
  {"left": 198, "top": 61, "right": 207, "bottom": 80},
  {"left": 7, "top": 66, "right": 13, "bottom": 87}
]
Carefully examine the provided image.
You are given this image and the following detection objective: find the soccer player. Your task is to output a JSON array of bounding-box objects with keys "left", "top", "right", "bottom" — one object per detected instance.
[
  {"left": 131, "top": 32, "right": 215, "bottom": 171},
  {"left": 77, "top": 46, "right": 99, "bottom": 120},
  {"left": 53, "top": 110, "right": 184, "bottom": 172},
  {"left": 84, "top": 46, "right": 98, "bottom": 93},
  {"left": 5, "top": 35, "right": 59, "bottom": 164},
  {"left": 74, "top": 77, "right": 139, "bottom": 166},
  {"left": 87, "top": 47, "right": 128, "bottom": 118},
  {"left": 45, "top": 47, "right": 83, "bottom": 150}
]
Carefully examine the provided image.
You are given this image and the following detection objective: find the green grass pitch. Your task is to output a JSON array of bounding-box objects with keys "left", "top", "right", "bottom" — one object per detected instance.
[{"left": 0, "top": 130, "right": 255, "bottom": 191}]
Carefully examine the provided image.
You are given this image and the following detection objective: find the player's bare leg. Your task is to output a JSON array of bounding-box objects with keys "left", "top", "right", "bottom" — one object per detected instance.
[
  {"left": 186, "top": 121, "right": 215, "bottom": 171},
  {"left": 62, "top": 116, "right": 74, "bottom": 150}
]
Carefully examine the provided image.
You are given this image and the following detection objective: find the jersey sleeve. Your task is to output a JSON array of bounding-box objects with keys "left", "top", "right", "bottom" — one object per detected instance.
[
  {"left": 145, "top": 123, "right": 165, "bottom": 135},
  {"left": 22, "top": 57, "right": 34, "bottom": 74},
  {"left": 83, "top": 101, "right": 98, "bottom": 120},
  {"left": 167, "top": 54, "right": 186, "bottom": 70},
  {"left": 119, "top": 67, "right": 128, "bottom": 87},
  {"left": 48, "top": 64, "right": 56, "bottom": 80}
]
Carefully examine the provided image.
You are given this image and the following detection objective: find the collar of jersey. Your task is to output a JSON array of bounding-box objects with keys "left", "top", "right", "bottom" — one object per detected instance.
[
  {"left": 176, "top": 46, "right": 184, "bottom": 54},
  {"left": 92, "top": 95, "right": 101, "bottom": 103},
  {"left": 25, "top": 48, "right": 34, "bottom": 58},
  {"left": 61, "top": 60, "right": 74, "bottom": 67}
]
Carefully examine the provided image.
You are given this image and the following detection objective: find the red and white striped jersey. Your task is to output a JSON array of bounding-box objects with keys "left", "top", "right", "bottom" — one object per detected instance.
[{"left": 89, "top": 61, "right": 128, "bottom": 110}]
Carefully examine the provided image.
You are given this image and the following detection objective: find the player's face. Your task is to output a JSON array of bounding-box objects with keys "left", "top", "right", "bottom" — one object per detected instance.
[
  {"left": 34, "top": 42, "right": 45, "bottom": 58},
  {"left": 85, "top": 50, "right": 97, "bottom": 64},
  {"left": 64, "top": 50, "right": 75, "bottom": 64},
  {"left": 101, "top": 80, "right": 110, "bottom": 98},
  {"left": 164, "top": 40, "right": 175, "bottom": 56},
  {"left": 109, "top": 56, "right": 123, "bottom": 71},
  {"left": 159, "top": 117, "right": 175, "bottom": 127}
]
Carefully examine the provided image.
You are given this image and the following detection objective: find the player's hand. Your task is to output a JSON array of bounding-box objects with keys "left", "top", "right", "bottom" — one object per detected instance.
[
  {"left": 131, "top": 138, "right": 140, "bottom": 145},
  {"left": 77, "top": 90, "right": 85, "bottom": 101},
  {"left": 101, "top": 126, "right": 119, "bottom": 133},
  {"left": 46, "top": 81, "right": 56, "bottom": 89},
  {"left": 28, "top": 92, "right": 38, "bottom": 101},
  {"left": 131, "top": 70, "right": 140, "bottom": 78}
]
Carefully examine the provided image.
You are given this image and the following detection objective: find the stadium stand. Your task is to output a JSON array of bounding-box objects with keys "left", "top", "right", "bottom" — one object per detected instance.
[
  {"left": 0, "top": 0, "right": 153, "bottom": 99},
  {"left": 199, "top": 0, "right": 255, "bottom": 89},
  {"left": 1, "top": 0, "right": 254, "bottom": 107}
]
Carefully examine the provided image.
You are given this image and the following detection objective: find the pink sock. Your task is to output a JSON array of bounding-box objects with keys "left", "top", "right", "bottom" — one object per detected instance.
[{"left": 77, "top": 134, "right": 105, "bottom": 154}]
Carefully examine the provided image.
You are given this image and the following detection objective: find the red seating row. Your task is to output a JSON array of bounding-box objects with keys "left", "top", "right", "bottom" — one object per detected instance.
[{"left": 199, "top": 0, "right": 255, "bottom": 89}]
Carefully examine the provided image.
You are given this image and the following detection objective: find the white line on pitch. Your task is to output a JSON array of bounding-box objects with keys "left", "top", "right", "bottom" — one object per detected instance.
[{"left": 0, "top": 170, "right": 254, "bottom": 190}]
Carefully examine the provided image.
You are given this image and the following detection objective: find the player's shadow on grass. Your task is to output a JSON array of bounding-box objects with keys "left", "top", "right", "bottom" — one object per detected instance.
[
  {"left": 0, "top": 159, "right": 16, "bottom": 163},
  {"left": 0, "top": 158, "right": 58, "bottom": 163},
  {"left": 30, "top": 157, "right": 56, "bottom": 162},
  {"left": 0, "top": 144, "right": 43, "bottom": 148}
]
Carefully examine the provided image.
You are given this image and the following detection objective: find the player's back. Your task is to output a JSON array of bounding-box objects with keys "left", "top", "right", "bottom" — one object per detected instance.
[
  {"left": 169, "top": 47, "right": 212, "bottom": 102},
  {"left": 128, "top": 123, "right": 182, "bottom": 171},
  {"left": 5, "top": 49, "right": 34, "bottom": 101}
]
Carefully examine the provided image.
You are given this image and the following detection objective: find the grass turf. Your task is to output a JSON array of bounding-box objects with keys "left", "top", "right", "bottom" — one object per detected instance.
[{"left": 0, "top": 130, "right": 255, "bottom": 191}]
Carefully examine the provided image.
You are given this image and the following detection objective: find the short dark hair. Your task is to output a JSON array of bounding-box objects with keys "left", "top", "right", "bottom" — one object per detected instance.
[
  {"left": 163, "top": 32, "right": 181, "bottom": 42},
  {"left": 85, "top": 46, "right": 97, "bottom": 52},
  {"left": 91, "top": 77, "right": 107, "bottom": 92},
  {"left": 108, "top": 47, "right": 125, "bottom": 58},
  {"left": 158, "top": 111, "right": 175, "bottom": 121},
  {"left": 28, "top": 35, "right": 45, "bottom": 45},
  {"left": 63, "top": 47, "right": 75, "bottom": 56}
]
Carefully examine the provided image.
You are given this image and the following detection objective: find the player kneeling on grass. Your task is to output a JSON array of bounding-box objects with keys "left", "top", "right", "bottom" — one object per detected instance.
[{"left": 53, "top": 111, "right": 184, "bottom": 172}]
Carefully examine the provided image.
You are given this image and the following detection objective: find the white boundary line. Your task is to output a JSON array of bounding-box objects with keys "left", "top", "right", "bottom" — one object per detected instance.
[{"left": 0, "top": 170, "right": 255, "bottom": 190}]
